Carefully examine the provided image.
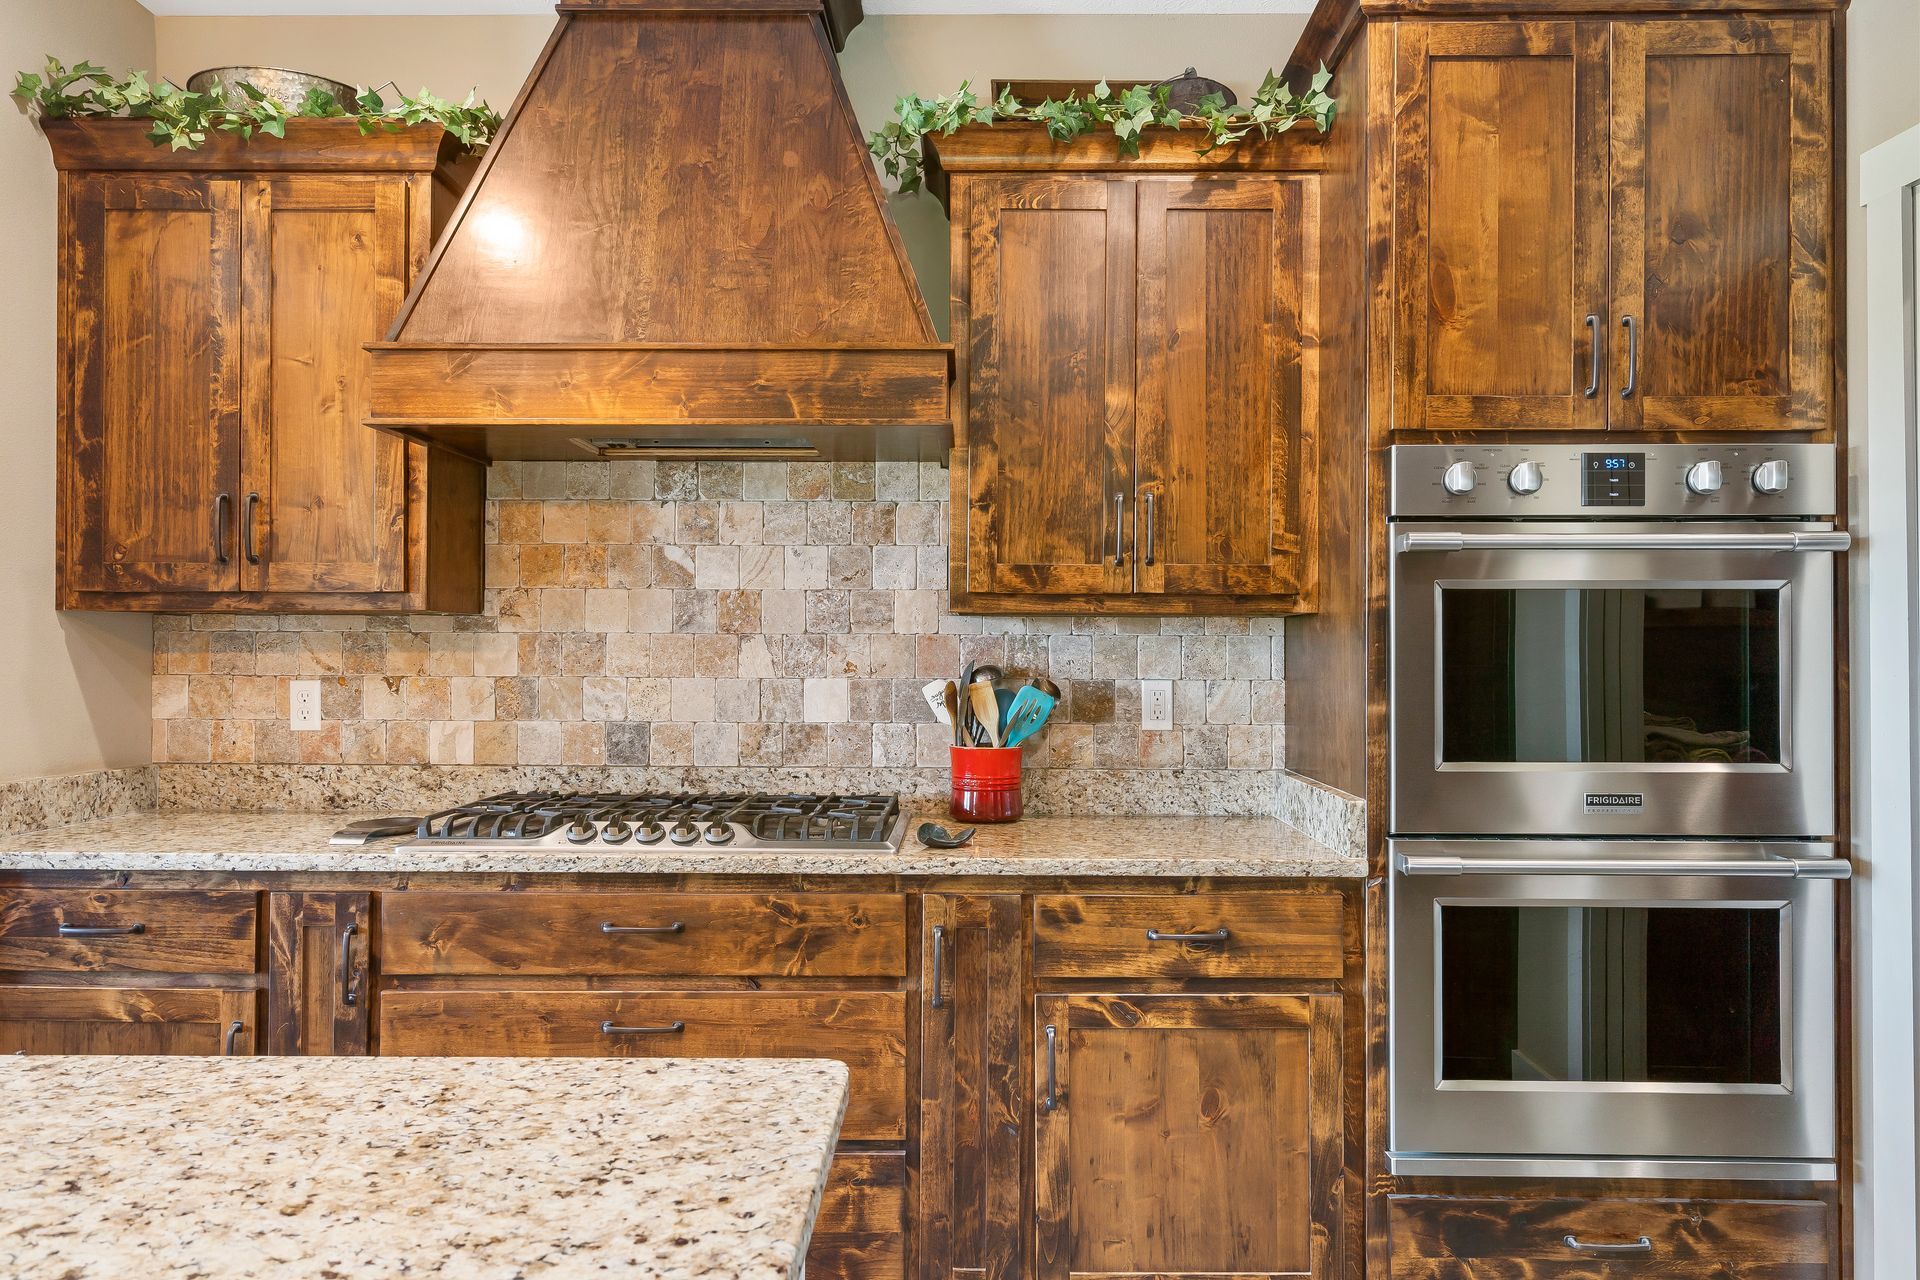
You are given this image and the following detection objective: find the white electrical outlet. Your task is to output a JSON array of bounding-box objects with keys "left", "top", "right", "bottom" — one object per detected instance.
[
  {"left": 1141, "top": 680, "right": 1174, "bottom": 731},
  {"left": 289, "top": 680, "right": 323, "bottom": 732}
]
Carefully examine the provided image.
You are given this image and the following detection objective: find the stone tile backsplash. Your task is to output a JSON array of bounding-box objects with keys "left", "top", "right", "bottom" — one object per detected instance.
[{"left": 152, "top": 460, "right": 1287, "bottom": 772}]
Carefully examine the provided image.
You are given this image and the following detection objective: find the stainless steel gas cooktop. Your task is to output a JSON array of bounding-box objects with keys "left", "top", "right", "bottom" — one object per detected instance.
[{"left": 395, "top": 791, "right": 906, "bottom": 854}]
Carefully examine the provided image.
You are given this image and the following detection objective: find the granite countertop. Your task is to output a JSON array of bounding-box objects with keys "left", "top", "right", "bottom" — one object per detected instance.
[
  {"left": 0, "top": 811, "right": 1364, "bottom": 877},
  {"left": 0, "top": 1055, "right": 847, "bottom": 1280}
]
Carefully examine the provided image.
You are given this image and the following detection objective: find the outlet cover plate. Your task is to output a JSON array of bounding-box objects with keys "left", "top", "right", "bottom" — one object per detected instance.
[
  {"left": 290, "top": 680, "right": 322, "bottom": 732},
  {"left": 1141, "top": 680, "right": 1174, "bottom": 731}
]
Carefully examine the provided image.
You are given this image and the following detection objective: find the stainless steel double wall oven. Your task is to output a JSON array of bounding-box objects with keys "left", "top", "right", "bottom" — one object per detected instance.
[{"left": 1386, "top": 443, "right": 1848, "bottom": 1181}]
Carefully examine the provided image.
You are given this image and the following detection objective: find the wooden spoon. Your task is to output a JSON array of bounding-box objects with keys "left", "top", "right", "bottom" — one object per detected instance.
[{"left": 968, "top": 680, "right": 1003, "bottom": 747}]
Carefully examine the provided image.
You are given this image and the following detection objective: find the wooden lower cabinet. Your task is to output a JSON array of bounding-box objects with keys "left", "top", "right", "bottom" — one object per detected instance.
[
  {"left": 1387, "top": 1194, "right": 1833, "bottom": 1278},
  {"left": 1034, "top": 993, "right": 1344, "bottom": 1280},
  {"left": 266, "top": 892, "right": 369, "bottom": 1056},
  {"left": 813, "top": 1152, "right": 908, "bottom": 1280},
  {"left": 0, "top": 986, "right": 258, "bottom": 1056}
]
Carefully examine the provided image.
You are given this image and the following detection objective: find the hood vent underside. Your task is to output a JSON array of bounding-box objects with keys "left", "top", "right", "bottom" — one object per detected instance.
[{"left": 368, "top": 0, "right": 950, "bottom": 463}]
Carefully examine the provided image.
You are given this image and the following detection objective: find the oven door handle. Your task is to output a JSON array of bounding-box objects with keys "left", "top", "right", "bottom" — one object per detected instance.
[
  {"left": 1398, "top": 853, "right": 1852, "bottom": 879},
  {"left": 1396, "top": 530, "right": 1851, "bottom": 554}
]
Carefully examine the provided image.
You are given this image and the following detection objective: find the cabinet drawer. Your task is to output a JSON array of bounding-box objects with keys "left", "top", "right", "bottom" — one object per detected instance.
[
  {"left": 0, "top": 890, "right": 258, "bottom": 974},
  {"left": 1032, "top": 893, "right": 1345, "bottom": 980},
  {"left": 378, "top": 891, "right": 907, "bottom": 977},
  {"left": 1388, "top": 1195, "right": 1832, "bottom": 1277},
  {"left": 810, "top": 1152, "right": 905, "bottom": 1280},
  {"left": 0, "top": 986, "right": 259, "bottom": 1056},
  {"left": 377, "top": 989, "right": 908, "bottom": 1141}
]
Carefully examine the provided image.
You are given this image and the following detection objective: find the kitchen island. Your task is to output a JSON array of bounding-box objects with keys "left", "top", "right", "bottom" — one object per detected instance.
[{"left": 0, "top": 1055, "right": 848, "bottom": 1279}]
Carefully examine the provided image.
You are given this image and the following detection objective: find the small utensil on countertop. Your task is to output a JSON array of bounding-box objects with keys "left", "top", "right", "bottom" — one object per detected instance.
[
  {"left": 968, "top": 681, "right": 1004, "bottom": 747},
  {"left": 917, "top": 822, "right": 976, "bottom": 849},
  {"left": 1001, "top": 686, "right": 1057, "bottom": 748},
  {"left": 329, "top": 817, "right": 420, "bottom": 846}
]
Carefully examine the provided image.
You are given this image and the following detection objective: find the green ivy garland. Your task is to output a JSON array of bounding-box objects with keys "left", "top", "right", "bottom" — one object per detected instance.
[
  {"left": 868, "top": 68, "right": 1336, "bottom": 194},
  {"left": 11, "top": 57, "right": 503, "bottom": 151}
]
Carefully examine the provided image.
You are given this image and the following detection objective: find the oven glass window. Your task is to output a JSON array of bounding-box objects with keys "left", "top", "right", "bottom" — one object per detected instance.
[
  {"left": 1440, "top": 588, "right": 1782, "bottom": 764},
  {"left": 1438, "top": 905, "right": 1783, "bottom": 1084}
]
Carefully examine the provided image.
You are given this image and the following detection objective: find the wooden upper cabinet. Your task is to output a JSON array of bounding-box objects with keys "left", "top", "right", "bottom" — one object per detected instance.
[
  {"left": 1137, "top": 177, "right": 1317, "bottom": 598},
  {"left": 1032, "top": 993, "right": 1344, "bottom": 1280},
  {"left": 66, "top": 175, "right": 245, "bottom": 593},
  {"left": 48, "top": 120, "right": 484, "bottom": 612},
  {"left": 960, "top": 176, "right": 1136, "bottom": 599},
  {"left": 1391, "top": 16, "right": 1833, "bottom": 436},
  {"left": 1609, "top": 17, "right": 1831, "bottom": 432},
  {"left": 939, "top": 134, "right": 1322, "bottom": 615},
  {"left": 1394, "top": 21, "right": 1609, "bottom": 433}
]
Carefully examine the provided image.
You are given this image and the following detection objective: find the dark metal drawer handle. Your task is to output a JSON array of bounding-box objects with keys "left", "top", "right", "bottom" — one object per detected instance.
[
  {"left": 214, "top": 492, "right": 232, "bottom": 564},
  {"left": 1042, "top": 1023, "right": 1061, "bottom": 1112},
  {"left": 223, "top": 1021, "right": 245, "bottom": 1056},
  {"left": 1620, "top": 314, "right": 1638, "bottom": 399},
  {"left": 929, "top": 924, "right": 946, "bottom": 1009},
  {"left": 339, "top": 923, "right": 360, "bottom": 1008},
  {"left": 1145, "top": 927, "right": 1230, "bottom": 943},
  {"left": 58, "top": 923, "right": 145, "bottom": 937},
  {"left": 1583, "top": 313, "right": 1601, "bottom": 398},
  {"left": 600, "top": 1020, "right": 686, "bottom": 1035},
  {"left": 1564, "top": 1235, "right": 1653, "bottom": 1256},
  {"left": 600, "top": 921, "right": 685, "bottom": 935},
  {"left": 243, "top": 492, "right": 262, "bottom": 565}
]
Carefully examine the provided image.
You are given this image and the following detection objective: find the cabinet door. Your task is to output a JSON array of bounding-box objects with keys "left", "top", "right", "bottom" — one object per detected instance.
[
  {"left": 1033, "top": 993, "right": 1343, "bottom": 1280},
  {"left": 265, "top": 892, "right": 370, "bottom": 1055},
  {"left": 961, "top": 177, "right": 1135, "bottom": 596},
  {"left": 241, "top": 176, "right": 410, "bottom": 593},
  {"left": 66, "top": 174, "right": 243, "bottom": 592},
  {"left": 0, "top": 986, "right": 257, "bottom": 1056},
  {"left": 1393, "top": 21, "right": 1610, "bottom": 433},
  {"left": 919, "top": 895, "right": 1025, "bottom": 1280},
  {"left": 1136, "top": 176, "right": 1317, "bottom": 599},
  {"left": 1609, "top": 18, "right": 1831, "bottom": 432}
]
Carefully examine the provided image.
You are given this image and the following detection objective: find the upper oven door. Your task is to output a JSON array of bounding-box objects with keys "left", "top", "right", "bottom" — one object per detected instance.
[{"left": 1390, "top": 522, "right": 1842, "bottom": 838}]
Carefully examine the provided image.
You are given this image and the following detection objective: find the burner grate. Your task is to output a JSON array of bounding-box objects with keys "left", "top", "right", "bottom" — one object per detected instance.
[{"left": 412, "top": 791, "right": 901, "bottom": 847}]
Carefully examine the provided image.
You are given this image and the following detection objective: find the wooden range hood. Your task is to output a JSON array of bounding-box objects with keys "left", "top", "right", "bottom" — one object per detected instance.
[{"left": 368, "top": 0, "right": 951, "bottom": 463}]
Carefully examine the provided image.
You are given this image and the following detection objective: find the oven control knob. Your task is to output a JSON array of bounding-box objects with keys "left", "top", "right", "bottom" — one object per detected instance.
[
  {"left": 1506, "top": 461, "right": 1544, "bottom": 495},
  {"left": 1442, "top": 461, "right": 1477, "bottom": 495},
  {"left": 1751, "top": 459, "right": 1791, "bottom": 496},
  {"left": 1685, "top": 459, "right": 1724, "bottom": 495}
]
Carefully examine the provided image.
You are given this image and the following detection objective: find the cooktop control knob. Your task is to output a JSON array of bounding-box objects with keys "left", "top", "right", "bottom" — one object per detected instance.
[
  {"left": 634, "top": 821, "right": 665, "bottom": 845},
  {"left": 1685, "top": 459, "right": 1724, "bottom": 495},
  {"left": 1442, "top": 461, "right": 1477, "bottom": 495},
  {"left": 702, "top": 824, "right": 735, "bottom": 846},
  {"left": 600, "top": 821, "right": 632, "bottom": 845},
  {"left": 1751, "top": 459, "right": 1791, "bottom": 496},
  {"left": 1506, "top": 460, "right": 1544, "bottom": 495},
  {"left": 668, "top": 819, "right": 701, "bottom": 845},
  {"left": 564, "top": 818, "right": 598, "bottom": 845}
]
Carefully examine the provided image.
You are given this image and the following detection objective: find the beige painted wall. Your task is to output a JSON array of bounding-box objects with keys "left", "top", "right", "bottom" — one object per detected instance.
[
  {"left": 154, "top": 12, "right": 1309, "bottom": 336},
  {"left": 3, "top": 0, "right": 156, "bottom": 782}
]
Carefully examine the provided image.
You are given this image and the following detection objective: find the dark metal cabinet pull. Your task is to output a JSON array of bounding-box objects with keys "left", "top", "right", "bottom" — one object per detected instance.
[
  {"left": 223, "top": 1021, "right": 244, "bottom": 1056},
  {"left": 243, "top": 492, "right": 262, "bottom": 565},
  {"left": 1563, "top": 1235, "right": 1652, "bottom": 1256},
  {"left": 339, "top": 923, "right": 360, "bottom": 1008},
  {"left": 1145, "top": 927, "right": 1230, "bottom": 944},
  {"left": 213, "top": 493, "right": 232, "bottom": 564},
  {"left": 1620, "top": 314, "right": 1638, "bottom": 399},
  {"left": 1042, "top": 1023, "right": 1061, "bottom": 1111},
  {"left": 600, "top": 1020, "right": 686, "bottom": 1035},
  {"left": 599, "top": 921, "right": 685, "bottom": 935},
  {"left": 1142, "top": 490, "right": 1156, "bottom": 566},
  {"left": 1583, "top": 314, "right": 1601, "bottom": 398},
  {"left": 929, "top": 924, "right": 946, "bottom": 1009},
  {"left": 57, "top": 923, "right": 145, "bottom": 937},
  {"left": 1111, "top": 493, "right": 1126, "bottom": 566}
]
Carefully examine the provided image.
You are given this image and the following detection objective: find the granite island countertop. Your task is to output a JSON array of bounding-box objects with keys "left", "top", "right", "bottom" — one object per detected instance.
[
  {"left": 0, "top": 1055, "right": 848, "bottom": 1280},
  {"left": 0, "top": 810, "right": 1364, "bottom": 877}
]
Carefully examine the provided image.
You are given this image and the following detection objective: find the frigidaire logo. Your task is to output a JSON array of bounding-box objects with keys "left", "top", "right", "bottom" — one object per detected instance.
[{"left": 1584, "top": 793, "right": 1645, "bottom": 813}]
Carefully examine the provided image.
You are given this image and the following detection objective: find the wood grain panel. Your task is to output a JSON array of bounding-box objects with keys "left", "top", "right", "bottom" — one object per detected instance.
[
  {"left": 0, "top": 986, "right": 257, "bottom": 1057},
  {"left": 1136, "top": 176, "right": 1319, "bottom": 603},
  {"left": 376, "top": 988, "right": 907, "bottom": 1140},
  {"left": 1388, "top": 1194, "right": 1831, "bottom": 1277},
  {"left": 377, "top": 891, "right": 906, "bottom": 977},
  {"left": 1609, "top": 16, "right": 1831, "bottom": 432},
  {"left": 960, "top": 176, "right": 1135, "bottom": 597},
  {"left": 1033, "top": 993, "right": 1343, "bottom": 1280},
  {"left": 43, "top": 119, "right": 463, "bottom": 173},
  {"left": 266, "top": 892, "right": 369, "bottom": 1055},
  {"left": 1393, "top": 20, "right": 1609, "bottom": 433},
  {"left": 1031, "top": 892, "right": 1346, "bottom": 981},
  {"left": 810, "top": 1152, "right": 907, "bottom": 1280},
  {"left": 0, "top": 889, "right": 257, "bottom": 974},
  {"left": 67, "top": 174, "right": 243, "bottom": 593}
]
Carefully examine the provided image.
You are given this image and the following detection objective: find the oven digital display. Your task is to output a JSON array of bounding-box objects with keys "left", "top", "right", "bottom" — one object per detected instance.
[{"left": 1582, "top": 452, "right": 1646, "bottom": 506}]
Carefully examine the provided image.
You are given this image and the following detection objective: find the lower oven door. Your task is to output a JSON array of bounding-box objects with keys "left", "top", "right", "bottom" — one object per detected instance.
[
  {"left": 1389, "top": 521, "right": 1844, "bottom": 838},
  {"left": 1388, "top": 839, "right": 1845, "bottom": 1180}
]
